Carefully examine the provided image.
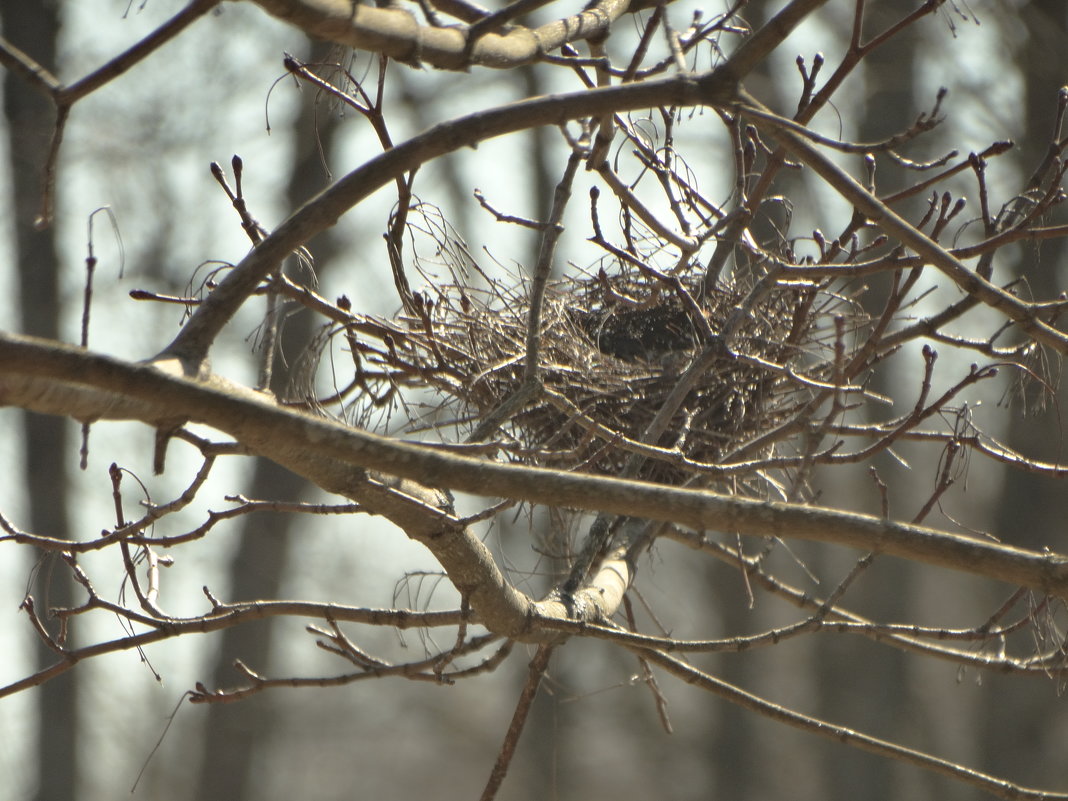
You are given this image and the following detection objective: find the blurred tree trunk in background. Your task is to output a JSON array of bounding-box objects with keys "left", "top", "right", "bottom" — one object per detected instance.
[
  {"left": 815, "top": 5, "right": 921, "bottom": 799},
  {"left": 981, "top": 0, "right": 1068, "bottom": 789},
  {"left": 191, "top": 39, "right": 341, "bottom": 801},
  {"left": 994, "top": 1, "right": 1068, "bottom": 555},
  {"left": 1, "top": 3, "right": 76, "bottom": 801}
]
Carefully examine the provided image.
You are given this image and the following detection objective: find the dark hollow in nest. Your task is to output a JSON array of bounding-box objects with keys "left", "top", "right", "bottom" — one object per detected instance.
[
  {"left": 346, "top": 267, "right": 832, "bottom": 487},
  {"left": 577, "top": 301, "right": 699, "bottom": 362}
]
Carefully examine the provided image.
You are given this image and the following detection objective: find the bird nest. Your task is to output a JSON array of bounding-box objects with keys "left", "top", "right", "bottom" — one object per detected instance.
[{"left": 330, "top": 259, "right": 838, "bottom": 490}]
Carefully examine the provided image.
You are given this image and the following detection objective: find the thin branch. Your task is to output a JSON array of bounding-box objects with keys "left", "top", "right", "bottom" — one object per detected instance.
[
  {"left": 1, "top": 597, "right": 467, "bottom": 700},
  {"left": 639, "top": 649, "right": 1068, "bottom": 801},
  {"left": 479, "top": 643, "right": 554, "bottom": 801},
  {"left": 0, "top": 35, "right": 61, "bottom": 94},
  {"left": 468, "top": 147, "right": 582, "bottom": 442},
  {"left": 191, "top": 633, "right": 500, "bottom": 703},
  {"left": 59, "top": 0, "right": 221, "bottom": 104},
  {"left": 739, "top": 92, "right": 1068, "bottom": 356}
]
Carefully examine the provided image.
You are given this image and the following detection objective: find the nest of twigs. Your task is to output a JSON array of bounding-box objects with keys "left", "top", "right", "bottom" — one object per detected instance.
[{"left": 332, "top": 257, "right": 838, "bottom": 490}]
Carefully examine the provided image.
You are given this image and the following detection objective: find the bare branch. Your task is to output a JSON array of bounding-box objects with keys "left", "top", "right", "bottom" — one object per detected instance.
[
  {"left": 478, "top": 643, "right": 555, "bottom": 801},
  {"left": 640, "top": 648, "right": 1068, "bottom": 801},
  {"left": 2, "top": 333, "right": 1067, "bottom": 600},
  {"left": 250, "top": 0, "right": 632, "bottom": 70},
  {"left": 740, "top": 94, "right": 1068, "bottom": 356}
]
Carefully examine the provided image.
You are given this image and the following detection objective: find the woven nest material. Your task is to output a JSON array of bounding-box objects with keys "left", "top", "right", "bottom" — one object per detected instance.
[{"left": 338, "top": 262, "right": 838, "bottom": 489}]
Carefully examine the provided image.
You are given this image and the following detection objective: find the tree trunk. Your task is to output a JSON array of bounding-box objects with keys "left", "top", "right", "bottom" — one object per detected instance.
[{"left": 1, "top": 2, "right": 76, "bottom": 800}]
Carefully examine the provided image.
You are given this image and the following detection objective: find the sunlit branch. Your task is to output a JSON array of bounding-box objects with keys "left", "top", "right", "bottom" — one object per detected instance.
[{"left": 3, "top": 333, "right": 1068, "bottom": 600}]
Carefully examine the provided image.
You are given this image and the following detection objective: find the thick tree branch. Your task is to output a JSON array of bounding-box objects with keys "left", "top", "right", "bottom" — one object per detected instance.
[
  {"left": 2, "top": 333, "right": 1066, "bottom": 600},
  {"left": 0, "top": 337, "right": 639, "bottom": 642},
  {"left": 246, "top": 0, "right": 828, "bottom": 73},
  {"left": 160, "top": 69, "right": 739, "bottom": 370},
  {"left": 248, "top": 0, "right": 631, "bottom": 70},
  {"left": 162, "top": 0, "right": 829, "bottom": 369}
]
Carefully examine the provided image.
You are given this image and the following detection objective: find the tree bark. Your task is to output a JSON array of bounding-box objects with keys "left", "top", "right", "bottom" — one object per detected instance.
[{"left": 1, "top": 3, "right": 75, "bottom": 800}]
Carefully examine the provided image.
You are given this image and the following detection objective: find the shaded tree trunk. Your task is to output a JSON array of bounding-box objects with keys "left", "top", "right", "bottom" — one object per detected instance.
[
  {"left": 981, "top": 1, "right": 1068, "bottom": 790},
  {"left": 811, "top": 7, "right": 923, "bottom": 799},
  {"left": 1, "top": 3, "right": 76, "bottom": 801}
]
